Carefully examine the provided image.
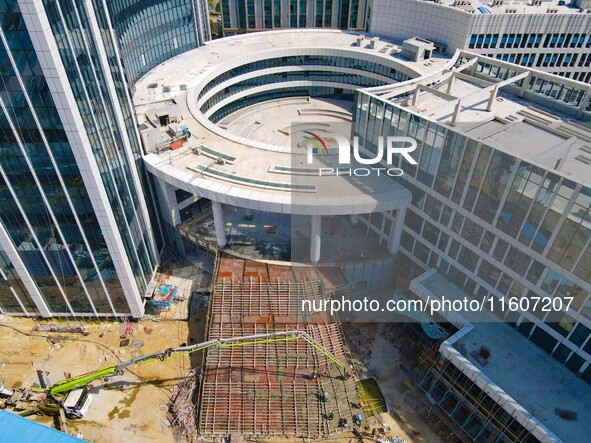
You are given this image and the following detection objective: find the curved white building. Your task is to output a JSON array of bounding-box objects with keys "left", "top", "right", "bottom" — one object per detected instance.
[{"left": 134, "top": 30, "right": 447, "bottom": 263}]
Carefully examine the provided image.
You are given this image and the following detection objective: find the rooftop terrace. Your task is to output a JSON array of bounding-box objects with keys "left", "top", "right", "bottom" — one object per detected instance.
[
  {"left": 133, "top": 31, "right": 453, "bottom": 215},
  {"left": 378, "top": 54, "right": 591, "bottom": 186}
]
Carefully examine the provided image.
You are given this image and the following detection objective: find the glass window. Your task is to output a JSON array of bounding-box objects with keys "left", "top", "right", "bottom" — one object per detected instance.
[
  {"left": 569, "top": 323, "right": 590, "bottom": 347},
  {"left": 474, "top": 151, "right": 513, "bottom": 224},
  {"left": 496, "top": 163, "right": 544, "bottom": 239}
]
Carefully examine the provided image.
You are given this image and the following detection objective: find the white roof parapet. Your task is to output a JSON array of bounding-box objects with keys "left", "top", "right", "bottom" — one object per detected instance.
[{"left": 410, "top": 270, "right": 587, "bottom": 443}]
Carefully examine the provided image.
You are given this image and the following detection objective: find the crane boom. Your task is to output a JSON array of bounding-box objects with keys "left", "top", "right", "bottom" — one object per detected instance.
[{"left": 48, "top": 330, "right": 343, "bottom": 398}]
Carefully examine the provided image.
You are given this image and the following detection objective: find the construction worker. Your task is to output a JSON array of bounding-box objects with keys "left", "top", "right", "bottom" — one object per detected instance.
[
  {"left": 323, "top": 391, "right": 329, "bottom": 402},
  {"left": 345, "top": 370, "right": 352, "bottom": 379},
  {"left": 327, "top": 410, "right": 334, "bottom": 420},
  {"left": 352, "top": 400, "right": 363, "bottom": 409},
  {"left": 354, "top": 412, "right": 362, "bottom": 426},
  {"left": 320, "top": 367, "right": 327, "bottom": 376}
]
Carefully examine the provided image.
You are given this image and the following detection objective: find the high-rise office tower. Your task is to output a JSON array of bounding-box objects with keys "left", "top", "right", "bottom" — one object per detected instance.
[
  {"left": 0, "top": 0, "right": 209, "bottom": 318},
  {"left": 220, "top": 0, "right": 371, "bottom": 36}
]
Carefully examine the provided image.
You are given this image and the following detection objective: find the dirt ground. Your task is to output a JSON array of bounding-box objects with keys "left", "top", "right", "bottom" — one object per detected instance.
[
  {"left": 0, "top": 317, "right": 443, "bottom": 443},
  {"left": 0, "top": 311, "right": 206, "bottom": 443},
  {"left": 344, "top": 323, "right": 445, "bottom": 443}
]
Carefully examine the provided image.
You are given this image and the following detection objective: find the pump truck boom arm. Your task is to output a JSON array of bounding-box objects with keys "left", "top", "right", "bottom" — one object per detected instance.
[{"left": 48, "top": 330, "right": 343, "bottom": 398}]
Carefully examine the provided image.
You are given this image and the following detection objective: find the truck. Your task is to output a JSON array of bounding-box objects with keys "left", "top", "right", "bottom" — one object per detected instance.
[
  {"left": 0, "top": 330, "right": 342, "bottom": 420},
  {"left": 62, "top": 389, "right": 93, "bottom": 419}
]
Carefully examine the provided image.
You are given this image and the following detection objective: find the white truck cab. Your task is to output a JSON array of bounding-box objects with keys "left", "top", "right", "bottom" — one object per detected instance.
[
  {"left": 62, "top": 388, "right": 93, "bottom": 418},
  {"left": 0, "top": 380, "right": 14, "bottom": 398}
]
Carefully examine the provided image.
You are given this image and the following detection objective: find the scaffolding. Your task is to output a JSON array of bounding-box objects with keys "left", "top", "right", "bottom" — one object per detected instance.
[
  {"left": 387, "top": 317, "right": 543, "bottom": 443},
  {"left": 197, "top": 255, "right": 359, "bottom": 438},
  {"left": 413, "top": 354, "right": 539, "bottom": 443},
  {"left": 390, "top": 254, "right": 426, "bottom": 295}
]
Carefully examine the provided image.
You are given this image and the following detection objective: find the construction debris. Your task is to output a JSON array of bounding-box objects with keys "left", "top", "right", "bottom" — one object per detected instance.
[
  {"left": 152, "top": 284, "right": 178, "bottom": 307},
  {"left": 34, "top": 323, "right": 89, "bottom": 336},
  {"left": 130, "top": 340, "right": 144, "bottom": 349},
  {"left": 119, "top": 322, "right": 134, "bottom": 339},
  {"left": 169, "top": 372, "right": 199, "bottom": 442}
]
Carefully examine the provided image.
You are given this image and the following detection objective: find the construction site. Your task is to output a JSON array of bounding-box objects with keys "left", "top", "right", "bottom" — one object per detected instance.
[
  {"left": 195, "top": 256, "right": 350, "bottom": 438},
  {"left": 5, "top": 244, "right": 585, "bottom": 443},
  {"left": 5, "top": 235, "right": 586, "bottom": 443},
  {"left": 0, "top": 249, "right": 450, "bottom": 443}
]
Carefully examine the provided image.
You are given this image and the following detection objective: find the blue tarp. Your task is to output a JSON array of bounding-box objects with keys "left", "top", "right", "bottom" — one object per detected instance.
[
  {"left": 0, "top": 410, "right": 87, "bottom": 442},
  {"left": 152, "top": 284, "right": 178, "bottom": 306}
]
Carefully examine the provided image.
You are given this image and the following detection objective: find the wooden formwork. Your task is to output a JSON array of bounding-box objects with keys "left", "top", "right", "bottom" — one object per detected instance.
[{"left": 199, "top": 256, "right": 359, "bottom": 438}]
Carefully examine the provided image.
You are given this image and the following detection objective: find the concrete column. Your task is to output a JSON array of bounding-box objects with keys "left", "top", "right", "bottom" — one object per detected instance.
[
  {"left": 154, "top": 180, "right": 179, "bottom": 226},
  {"left": 486, "top": 85, "right": 499, "bottom": 112},
  {"left": 451, "top": 99, "right": 462, "bottom": 126},
  {"left": 211, "top": 201, "right": 227, "bottom": 248},
  {"left": 470, "top": 58, "right": 478, "bottom": 75},
  {"left": 446, "top": 74, "right": 456, "bottom": 94},
  {"left": 518, "top": 72, "right": 531, "bottom": 98},
  {"left": 350, "top": 214, "right": 360, "bottom": 224},
  {"left": 577, "top": 88, "right": 591, "bottom": 119},
  {"left": 310, "top": 215, "right": 322, "bottom": 264},
  {"left": 388, "top": 207, "right": 407, "bottom": 254},
  {"left": 411, "top": 85, "right": 420, "bottom": 107}
]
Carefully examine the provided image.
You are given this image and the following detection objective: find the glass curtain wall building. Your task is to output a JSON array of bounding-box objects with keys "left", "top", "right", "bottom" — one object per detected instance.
[
  {"left": 105, "top": 0, "right": 209, "bottom": 84},
  {"left": 220, "top": 0, "right": 371, "bottom": 36},
  {"left": 353, "top": 55, "right": 591, "bottom": 381},
  {"left": 0, "top": 0, "right": 208, "bottom": 318}
]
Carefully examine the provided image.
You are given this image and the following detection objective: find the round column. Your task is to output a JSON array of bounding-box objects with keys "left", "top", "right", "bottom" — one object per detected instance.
[
  {"left": 310, "top": 215, "right": 322, "bottom": 264},
  {"left": 388, "top": 207, "right": 407, "bottom": 254},
  {"left": 211, "top": 200, "right": 227, "bottom": 248}
]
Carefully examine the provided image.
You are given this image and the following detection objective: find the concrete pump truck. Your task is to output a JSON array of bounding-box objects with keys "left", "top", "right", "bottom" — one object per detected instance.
[{"left": 0, "top": 330, "right": 344, "bottom": 419}]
